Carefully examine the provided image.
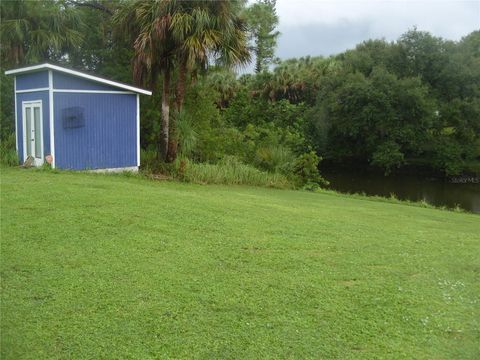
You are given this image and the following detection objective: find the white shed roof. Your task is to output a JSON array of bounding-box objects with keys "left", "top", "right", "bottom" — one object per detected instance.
[{"left": 5, "top": 63, "right": 152, "bottom": 95}]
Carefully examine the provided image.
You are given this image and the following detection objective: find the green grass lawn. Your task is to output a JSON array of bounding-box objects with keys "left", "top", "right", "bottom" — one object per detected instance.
[{"left": 1, "top": 167, "right": 479, "bottom": 359}]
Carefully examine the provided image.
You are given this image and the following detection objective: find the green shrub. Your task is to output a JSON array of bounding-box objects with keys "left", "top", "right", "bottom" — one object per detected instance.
[
  {"left": 181, "top": 156, "right": 292, "bottom": 188},
  {"left": 140, "top": 149, "right": 158, "bottom": 173},
  {"left": 293, "top": 151, "right": 329, "bottom": 188},
  {"left": 371, "top": 141, "right": 405, "bottom": 175},
  {"left": 174, "top": 110, "right": 198, "bottom": 158},
  {"left": 0, "top": 133, "right": 18, "bottom": 167},
  {"left": 254, "top": 144, "right": 295, "bottom": 173},
  {"left": 429, "top": 136, "right": 468, "bottom": 176}
]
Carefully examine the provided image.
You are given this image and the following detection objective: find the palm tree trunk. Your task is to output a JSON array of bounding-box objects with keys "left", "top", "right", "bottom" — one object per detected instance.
[
  {"left": 167, "top": 60, "right": 187, "bottom": 162},
  {"left": 160, "top": 71, "right": 170, "bottom": 160}
]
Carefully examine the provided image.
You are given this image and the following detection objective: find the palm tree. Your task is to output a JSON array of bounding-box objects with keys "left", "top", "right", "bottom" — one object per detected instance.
[
  {"left": 114, "top": 0, "right": 250, "bottom": 161},
  {"left": 113, "top": 0, "right": 177, "bottom": 159},
  {"left": 167, "top": 0, "right": 250, "bottom": 160},
  {"left": 257, "top": 56, "right": 340, "bottom": 104},
  {"left": 206, "top": 70, "right": 239, "bottom": 108},
  {"left": 0, "top": 0, "right": 83, "bottom": 67},
  {"left": 171, "top": 1, "right": 249, "bottom": 109}
]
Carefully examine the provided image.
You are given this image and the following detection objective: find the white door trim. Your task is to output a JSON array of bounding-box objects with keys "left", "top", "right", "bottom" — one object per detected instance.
[{"left": 22, "top": 100, "right": 44, "bottom": 166}]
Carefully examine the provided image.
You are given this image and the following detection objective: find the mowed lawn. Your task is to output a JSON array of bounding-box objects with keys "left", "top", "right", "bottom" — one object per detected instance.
[{"left": 1, "top": 168, "right": 479, "bottom": 359}]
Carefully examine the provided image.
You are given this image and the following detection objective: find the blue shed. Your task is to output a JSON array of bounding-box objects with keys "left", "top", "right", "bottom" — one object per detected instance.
[{"left": 5, "top": 63, "right": 152, "bottom": 171}]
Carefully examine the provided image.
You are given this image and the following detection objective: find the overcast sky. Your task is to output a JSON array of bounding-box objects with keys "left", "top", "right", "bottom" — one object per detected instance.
[{"left": 273, "top": 0, "right": 480, "bottom": 59}]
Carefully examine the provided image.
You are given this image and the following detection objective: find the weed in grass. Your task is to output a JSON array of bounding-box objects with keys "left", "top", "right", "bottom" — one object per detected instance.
[{"left": 0, "top": 133, "right": 18, "bottom": 167}]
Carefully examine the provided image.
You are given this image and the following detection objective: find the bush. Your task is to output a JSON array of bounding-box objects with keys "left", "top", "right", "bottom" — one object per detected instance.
[
  {"left": 181, "top": 156, "right": 292, "bottom": 188},
  {"left": 0, "top": 133, "right": 18, "bottom": 167},
  {"left": 140, "top": 149, "right": 176, "bottom": 175},
  {"left": 254, "top": 144, "right": 295, "bottom": 173},
  {"left": 429, "top": 136, "right": 468, "bottom": 176},
  {"left": 293, "top": 151, "right": 329, "bottom": 188},
  {"left": 174, "top": 110, "right": 198, "bottom": 158},
  {"left": 140, "top": 149, "right": 159, "bottom": 173},
  {"left": 371, "top": 141, "right": 405, "bottom": 175}
]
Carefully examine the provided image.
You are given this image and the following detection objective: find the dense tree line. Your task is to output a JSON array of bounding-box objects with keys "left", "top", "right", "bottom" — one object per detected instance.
[{"left": 1, "top": 0, "right": 479, "bottom": 183}]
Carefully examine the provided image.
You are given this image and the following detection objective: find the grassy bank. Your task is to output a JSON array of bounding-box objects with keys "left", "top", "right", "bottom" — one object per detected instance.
[
  {"left": 1, "top": 167, "right": 479, "bottom": 359},
  {"left": 180, "top": 157, "right": 292, "bottom": 188}
]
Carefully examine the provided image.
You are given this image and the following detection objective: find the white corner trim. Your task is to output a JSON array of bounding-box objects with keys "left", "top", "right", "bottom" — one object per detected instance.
[
  {"left": 14, "top": 77, "right": 18, "bottom": 151},
  {"left": 53, "top": 89, "right": 135, "bottom": 94},
  {"left": 89, "top": 166, "right": 139, "bottom": 173},
  {"left": 5, "top": 63, "right": 152, "bottom": 95},
  {"left": 15, "top": 87, "right": 50, "bottom": 93},
  {"left": 48, "top": 70, "right": 55, "bottom": 169},
  {"left": 136, "top": 94, "right": 140, "bottom": 167}
]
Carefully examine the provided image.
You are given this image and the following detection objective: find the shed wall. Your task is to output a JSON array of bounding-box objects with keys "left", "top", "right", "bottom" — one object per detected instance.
[
  {"left": 53, "top": 72, "right": 121, "bottom": 91},
  {"left": 16, "top": 71, "right": 49, "bottom": 90},
  {"left": 53, "top": 93, "right": 137, "bottom": 170}
]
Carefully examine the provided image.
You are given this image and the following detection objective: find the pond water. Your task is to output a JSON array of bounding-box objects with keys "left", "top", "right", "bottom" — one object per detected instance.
[{"left": 323, "top": 168, "right": 480, "bottom": 214}]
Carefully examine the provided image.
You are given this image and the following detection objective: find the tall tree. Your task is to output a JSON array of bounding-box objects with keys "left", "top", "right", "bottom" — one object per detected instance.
[
  {"left": 167, "top": 0, "right": 250, "bottom": 160},
  {"left": 66, "top": 1, "right": 133, "bottom": 82},
  {"left": 0, "top": 0, "right": 83, "bottom": 140},
  {"left": 113, "top": 0, "right": 177, "bottom": 159},
  {"left": 245, "top": 0, "right": 279, "bottom": 73},
  {"left": 0, "top": 0, "right": 83, "bottom": 67},
  {"left": 114, "top": 0, "right": 250, "bottom": 161}
]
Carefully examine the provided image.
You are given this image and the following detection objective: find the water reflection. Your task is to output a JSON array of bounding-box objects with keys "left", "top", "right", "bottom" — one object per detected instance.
[{"left": 323, "top": 169, "right": 480, "bottom": 213}]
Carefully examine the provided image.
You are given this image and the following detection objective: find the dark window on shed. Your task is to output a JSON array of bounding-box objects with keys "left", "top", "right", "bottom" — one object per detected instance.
[{"left": 62, "top": 107, "right": 85, "bottom": 128}]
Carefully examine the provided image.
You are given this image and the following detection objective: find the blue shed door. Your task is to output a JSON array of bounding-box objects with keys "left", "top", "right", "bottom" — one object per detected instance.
[{"left": 22, "top": 101, "right": 44, "bottom": 166}]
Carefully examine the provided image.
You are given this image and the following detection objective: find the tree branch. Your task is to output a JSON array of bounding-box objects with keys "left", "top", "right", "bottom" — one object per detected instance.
[{"left": 70, "top": 1, "right": 113, "bottom": 16}]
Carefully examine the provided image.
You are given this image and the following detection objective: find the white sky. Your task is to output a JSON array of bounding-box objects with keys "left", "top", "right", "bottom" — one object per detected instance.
[{"left": 273, "top": 0, "right": 480, "bottom": 59}]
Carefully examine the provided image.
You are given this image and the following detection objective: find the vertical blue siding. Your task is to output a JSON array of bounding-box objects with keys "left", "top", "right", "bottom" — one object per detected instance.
[
  {"left": 53, "top": 93, "right": 137, "bottom": 170},
  {"left": 16, "top": 91, "right": 50, "bottom": 164},
  {"left": 53, "top": 72, "right": 121, "bottom": 91},
  {"left": 16, "top": 71, "right": 49, "bottom": 90}
]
